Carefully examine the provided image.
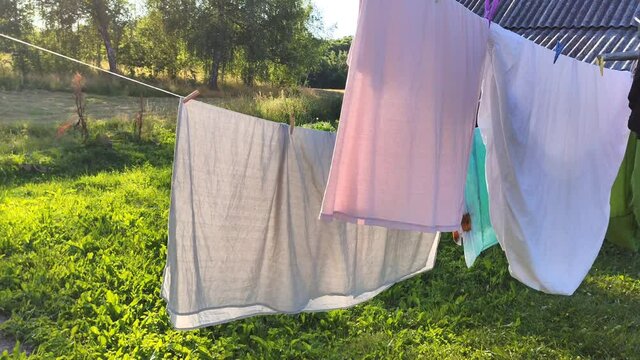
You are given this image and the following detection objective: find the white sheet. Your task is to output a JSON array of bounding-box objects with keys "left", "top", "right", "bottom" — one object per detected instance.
[
  {"left": 162, "top": 101, "right": 441, "bottom": 328},
  {"left": 478, "top": 25, "right": 633, "bottom": 295}
]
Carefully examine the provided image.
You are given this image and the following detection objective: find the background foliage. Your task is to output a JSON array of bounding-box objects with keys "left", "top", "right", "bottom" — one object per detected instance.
[{"left": 0, "top": 0, "right": 352, "bottom": 91}]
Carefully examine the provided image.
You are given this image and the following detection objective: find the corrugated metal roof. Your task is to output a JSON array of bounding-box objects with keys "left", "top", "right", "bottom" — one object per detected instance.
[
  {"left": 457, "top": 0, "right": 640, "bottom": 70},
  {"left": 522, "top": 28, "right": 639, "bottom": 71}
]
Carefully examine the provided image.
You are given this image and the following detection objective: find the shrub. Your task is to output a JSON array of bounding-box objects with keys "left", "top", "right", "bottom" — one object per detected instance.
[{"left": 219, "top": 89, "right": 343, "bottom": 125}]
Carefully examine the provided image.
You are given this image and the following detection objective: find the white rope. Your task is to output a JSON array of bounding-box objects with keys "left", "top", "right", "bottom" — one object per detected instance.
[{"left": 0, "top": 32, "right": 184, "bottom": 98}]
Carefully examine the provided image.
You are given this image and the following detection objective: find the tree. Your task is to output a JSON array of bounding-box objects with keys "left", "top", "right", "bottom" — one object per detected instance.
[
  {"left": 307, "top": 36, "right": 352, "bottom": 89},
  {"left": 266, "top": 0, "right": 323, "bottom": 85},
  {"left": 236, "top": 0, "right": 321, "bottom": 86},
  {"left": 0, "top": 0, "right": 34, "bottom": 79},
  {"left": 120, "top": 9, "right": 196, "bottom": 79},
  {"left": 0, "top": 0, "right": 32, "bottom": 40},
  {"left": 89, "top": 0, "right": 123, "bottom": 73},
  {"left": 152, "top": 0, "right": 238, "bottom": 90},
  {"left": 36, "top": 0, "right": 130, "bottom": 73},
  {"left": 193, "top": 0, "right": 237, "bottom": 89},
  {"left": 2, "top": 0, "right": 326, "bottom": 90},
  {"left": 154, "top": 0, "right": 321, "bottom": 88}
]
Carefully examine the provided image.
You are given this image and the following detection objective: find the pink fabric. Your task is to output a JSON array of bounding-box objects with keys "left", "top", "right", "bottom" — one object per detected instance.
[{"left": 320, "top": 0, "right": 489, "bottom": 232}]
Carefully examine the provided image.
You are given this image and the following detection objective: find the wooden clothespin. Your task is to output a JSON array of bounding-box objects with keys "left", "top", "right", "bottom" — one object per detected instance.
[
  {"left": 182, "top": 90, "right": 201, "bottom": 104},
  {"left": 597, "top": 56, "right": 605, "bottom": 77},
  {"left": 461, "top": 213, "right": 472, "bottom": 232},
  {"left": 289, "top": 113, "right": 295, "bottom": 135}
]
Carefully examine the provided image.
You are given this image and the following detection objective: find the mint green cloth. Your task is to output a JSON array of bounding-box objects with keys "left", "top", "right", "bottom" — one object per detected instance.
[
  {"left": 606, "top": 134, "right": 640, "bottom": 252},
  {"left": 462, "top": 129, "right": 499, "bottom": 267}
]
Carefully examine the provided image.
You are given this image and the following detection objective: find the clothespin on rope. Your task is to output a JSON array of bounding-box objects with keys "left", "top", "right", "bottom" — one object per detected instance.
[
  {"left": 592, "top": 15, "right": 637, "bottom": 74},
  {"left": 485, "top": 0, "right": 500, "bottom": 26},
  {"left": 182, "top": 90, "right": 201, "bottom": 104},
  {"left": 289, "top": 113, "right": 295, "bottom": 135},
  {"left": 553, "top": 41, "right": 565, "bottom": 64},
  {"left": 597, "top": 56, "right": 605, "bottom": 77}
]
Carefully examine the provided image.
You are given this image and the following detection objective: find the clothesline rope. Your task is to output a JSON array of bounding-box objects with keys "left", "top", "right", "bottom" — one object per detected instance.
[{"left": 0, "top": 33, "right": 184, "bottom": 99}]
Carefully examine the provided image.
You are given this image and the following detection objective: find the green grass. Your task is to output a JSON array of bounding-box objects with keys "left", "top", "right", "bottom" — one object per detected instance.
[
  {"left": 0, "top": 90, "right": 179, "bottom": 124},
  {"left": 0, "top": 90, "right": 639, "bottom": 359}
]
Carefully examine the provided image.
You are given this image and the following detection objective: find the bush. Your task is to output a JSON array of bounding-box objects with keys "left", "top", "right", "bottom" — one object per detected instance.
[
  {"left": 302, "top": 121, "right": 336, "bottom": 132},
  {"left": 307, "top": 37, "right": 352, "bottom": 90},
  {"left": 219, "top": 88, "right": 343, "bottom": 125},
  {"left": 307, "top": 50, "right": 349, "bottom": 89}
]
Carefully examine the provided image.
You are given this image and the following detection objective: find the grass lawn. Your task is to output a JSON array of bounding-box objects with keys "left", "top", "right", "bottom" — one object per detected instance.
[
  {"left": 0, "top": 90, "right": 179, "bottom": 124},
  {"left": 0, "top": 90, "right": 639, "bottom": 359}
]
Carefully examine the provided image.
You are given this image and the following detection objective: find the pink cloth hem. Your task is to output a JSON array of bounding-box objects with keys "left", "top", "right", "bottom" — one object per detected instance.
[{"left": 320, "top": 212, "right": 458, "bottom": 233}]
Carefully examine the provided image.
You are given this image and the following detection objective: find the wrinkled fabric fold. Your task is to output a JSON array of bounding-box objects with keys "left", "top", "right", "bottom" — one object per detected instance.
[
  {"left": 320, "top": 0, "right": 489, "bottom": 232},
  {"left": 478, "top": 25, "right": 632, "bottom": 295},
  {"left": 163, "top": 101, "right": 441, "bottom": 329}
]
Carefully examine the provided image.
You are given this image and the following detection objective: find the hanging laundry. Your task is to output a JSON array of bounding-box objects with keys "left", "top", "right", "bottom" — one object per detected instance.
[
  {"left": 162, "top": 101, "right": 441, "bottom": 329},
  {"left": 628, "top": 63, "right": 640, "bottom": 135},
  {"left": 478, "top": 25, "right": 632, "bottom": 295},
  {"left": 606, "top": 134, "right": 640, "bottom": 252},
  {"left": 320, "top": 0, "right": 489, "bottom": 232},
  {"left": 461, "top": 128, "right": 498, "bottom": 268}
]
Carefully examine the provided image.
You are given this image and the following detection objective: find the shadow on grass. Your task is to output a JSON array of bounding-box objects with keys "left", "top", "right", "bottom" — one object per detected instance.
[
  {"left": 0, "top": 123, "right": 175, "bottom": 188},
  {"left": 372, "top": 240, "right": 640, "bottom": 358}
]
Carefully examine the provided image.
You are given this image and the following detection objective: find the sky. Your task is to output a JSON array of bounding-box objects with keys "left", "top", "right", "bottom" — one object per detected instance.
[{"left": 313, "top": 0, "right": 358, "bottom": 39}]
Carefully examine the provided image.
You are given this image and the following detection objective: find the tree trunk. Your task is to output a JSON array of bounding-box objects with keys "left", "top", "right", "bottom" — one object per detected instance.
[
  {"left": 97, "top": 23, "right": 117, "bottom": 73},
  {"left": 92, "top": 0, "right": 118, "bottom": 73},
  {"left": 95, "top": 43, "right": 102, "bottom": 66},
  {"left": 208, "top": 52, "right": 222, "bottom": 90},
  {"left": 243, "top": 64, "right": 255, "bottom": 87}
]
